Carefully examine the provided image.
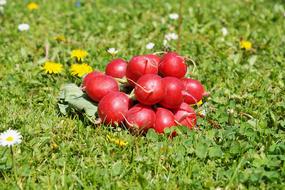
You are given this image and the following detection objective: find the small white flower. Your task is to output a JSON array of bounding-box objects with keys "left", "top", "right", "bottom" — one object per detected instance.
[
  {"left": 165, "top": 33, "right": 178, "bottom": 41},
  {"left": 0, "top": 129, "right": 22, "bottom": 147},
  {"left": 18, "top": 23, "right": 30, "bottom": 31},
  {"left": 169, "top": 13, "right": 179, "bottom": 20},
  {"left": 0, "top": 0, "right": 7, "bottom": 6},
  {"left": 163, "top": 39, "right": 168, "bottom": 46},
  {"left": 107, "top": 48, "right": 118, "bottom": 55},
  {"left": 221, "top": 27, "right": 228, "bottom": 36},
  {"left": 146, "top": 42, "right": 155, "bottom": 50}
]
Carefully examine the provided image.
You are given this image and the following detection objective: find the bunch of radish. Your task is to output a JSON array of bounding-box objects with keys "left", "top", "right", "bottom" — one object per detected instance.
[{"left": 82, "top": 52, "right": 207, "bottom": 134}]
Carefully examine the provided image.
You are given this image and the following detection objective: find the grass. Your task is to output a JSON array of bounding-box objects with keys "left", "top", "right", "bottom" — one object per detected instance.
[{"left": 0, "top": 0, "right": 285, "bottom": 189}]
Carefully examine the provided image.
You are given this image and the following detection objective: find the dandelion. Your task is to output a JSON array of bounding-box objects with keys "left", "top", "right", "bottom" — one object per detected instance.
[
  {"left": 0, "top": 0, "right": 6, "bottom": 6},
  {"left": 71, "top": 49, "right": 88, "bottom": 62},
  {"left": 240, "top": 40, "right": 252, "bottom": 51},
  {"left": 165, "top": 32, "right": 178, "bottom": 41},
  {"left": 169, "top": 13, "right": 179, "bottom": 20},
  {"left": 43, "top": 61, "right": 63, "bottom": 74},
  {"left": 0, "top": 129, "right": 22, "bottom": 147},
  {"left": 107, "top": 48, "right": 118, "bottom": 56},
  {"left": 107, "top": 135, "right": 128, "bottom": 147},
  {"left": 70, "top": 63, "right": 92, "bottom": 77},
  {"left": 18, "top": 23, "right": 30, "bottom": 31},
  {"left": 197, "top": 100, "right": 203, "bottom": 106},
  {"left": 27, "top": 2, "right": 39, "bottom": 10},
  {"left": 146, "top": 42, "right": 155, "bottom": 50},
  {"left": 221, "top": 27, "right": 228, "bottom": 36}
]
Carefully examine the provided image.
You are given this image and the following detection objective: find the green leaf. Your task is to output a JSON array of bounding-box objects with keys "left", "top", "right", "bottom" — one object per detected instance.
[
  {"left": 146, "top": 129, "right": 158, "bottom": 141},
  {"left": 248, "top": 55, "right": 257, "bottom": 66},
  {"left": 195, "top": 143, "right": 208, "bottom": 159},
  {"left": 208, "top": 146, "right": 223, "bottom": 158},
  {"left": 111, "top": 161, "right": 122, "bottom": 176}
]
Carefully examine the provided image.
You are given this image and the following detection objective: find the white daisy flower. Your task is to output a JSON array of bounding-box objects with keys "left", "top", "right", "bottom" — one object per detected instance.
[
  {"left": 221, "top": 27, "right": 228, "bottom": 36},
  {"left": 0, "top": 129, "right": 22, "bottom": 147},
  {"left": 18, "top": 23, "right": 30, "bottom": 31},
  {"left": 107, "top": 48, "right": 118, "bottom": 55},
  {"left": 165, "top": 33, "right": 178, "bottom": 41},
  {"left": 0, "top": 0, "right": 6, "bottom": 6},
  {"left": 169, "top": 13, "right": 179, "bottom": 20},
  {"left": 146, "top": 42, "right": 155, "bottom": 50}
]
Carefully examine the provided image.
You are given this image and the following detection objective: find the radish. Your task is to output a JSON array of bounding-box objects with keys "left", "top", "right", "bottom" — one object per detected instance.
[
  {"left": 145, "top": 54, "right": 160, "bottom": 66},
  {"left": 126, "top": 55, "right": 159, "bottom": 86},
  {"left": 173, "top": 102, "right": 197, "bottom": 129},
  {"left": 105, "top": 58, "right": 127, "bottom": 78},
  {"left": 82, "top": 71, "right": 104, "bottom": 88},
  {"left": 85, "top": 75, "right": 119, "bottom": 102},
  {"left": 125, "top": 104, "right": 156, "bottom": 131},
  {"left": 98, "top": 92, "right": 132, "bottom": 125},
  {"left": 134, "top": 74, "right": 164, "bottom": 105},
  {"left": 159, "top": 52, "right": 187, "bottom": 78},
  {"left": 159, "top": 77, "right": 184, "bottom": 109},
  {"left": 182, "top": 78, "right": 205, "bottom": 104},
  {"left": 154, "top": 108, "right": 175, "bottom": 133}
]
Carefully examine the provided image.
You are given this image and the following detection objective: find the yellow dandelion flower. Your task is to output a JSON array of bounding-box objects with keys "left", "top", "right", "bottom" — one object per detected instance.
[
  {"left": 197, "top": 100, "right": 203, "bottom": 106},
  {"left": 71, "top": 49, "right": 88, "bottom": 61},
  {"left": 43, "top": 61, "right": 63, "bottom": 74},
  {"left": 54, "top": 35, "right": 66, "bottom": 42},
  {"left": 70, "top": 63, "right": 92, "bottom": 77},
  {"left": 27, "top": 2, "right": 39, "bottom": 10},
  {"left": 240, "top": 40, "right": 252, "bottom": 51},
  {"left": 107, "top": 135, "right": 128, "bottom": 147}
]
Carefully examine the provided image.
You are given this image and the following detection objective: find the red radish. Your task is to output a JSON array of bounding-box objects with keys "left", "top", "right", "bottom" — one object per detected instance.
[
  {"left": 154, "top": 108, "right": 175, "bottom": 133},
  {"left": 98, "top": 92, "right": 132, "bottom": 125},
  {"left": 105, "top": 58, "right": 127, "bottom": 78},
  {"left": 82, "top": 71, "right": 104, "bottom": 88},
  {"left": 126, "top": 55, "right": 159, "bottom": 86},
  {"left": 159, "top": 52, "right": 187, "bottom": 78},
  {"left": 173, "top": 102, "right": 197, "bottom": 129},
  {"left": 145, "top": 54, "right": 160, "bottom": 66},
  {"left": 182, "top": 78, "right": 205, "bottom": 104},
  {"left": 125, "top": 104, "right": 156, "bottom": 131},
  {"left": 85, "top": 75, "right": 119, "bottom": 102},
  {"left": 159, "top": 77, "right": 184, "bottom": 109},
  {"left": 134, "top": 74, "right": 164, "bottom": 105}
]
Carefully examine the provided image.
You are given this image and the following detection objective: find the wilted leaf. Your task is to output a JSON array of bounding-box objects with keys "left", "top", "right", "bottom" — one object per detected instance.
[{"left": 58, "top": 83, "right": 97, "bottom": 117}]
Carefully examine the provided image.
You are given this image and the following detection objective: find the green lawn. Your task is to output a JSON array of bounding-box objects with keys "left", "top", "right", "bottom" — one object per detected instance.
[{"left": 0, "top": 0, "right": 285, "bottom": 189}]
